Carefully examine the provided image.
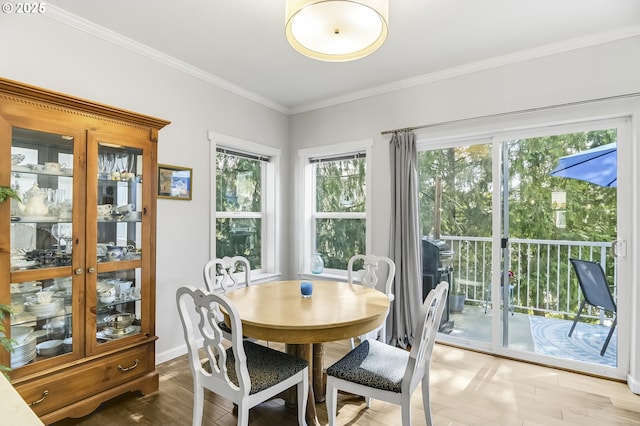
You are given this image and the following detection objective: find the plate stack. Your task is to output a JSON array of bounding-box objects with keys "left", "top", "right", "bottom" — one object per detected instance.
[
  {"left": 10, "top": 281, "right": 42, "bottom": 303},
  {"left": 24, "top": 297, "right": 65, "bottom": 319},
  {"left": 10, "top": 326, "right": 37, "bottom": 368}
]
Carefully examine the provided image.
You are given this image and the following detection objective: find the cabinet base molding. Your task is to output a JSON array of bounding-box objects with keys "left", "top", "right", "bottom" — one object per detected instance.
[{"left": 39, "top": 371, "right": 159, "bottom": 425}]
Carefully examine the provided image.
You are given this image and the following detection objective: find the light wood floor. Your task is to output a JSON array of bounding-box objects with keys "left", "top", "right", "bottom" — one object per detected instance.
[{"left": 51, "top": 340, "right": 640, "bottom": 426}]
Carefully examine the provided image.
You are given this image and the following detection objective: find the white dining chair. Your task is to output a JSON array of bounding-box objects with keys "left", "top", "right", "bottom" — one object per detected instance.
[
  {"left": 325, "top": 281, "right": 448, "bottom": 426},
  {"left": 203, "top": 256, "right": 252, "bottom": 340},
  {"left": 347, "top": 254, "right": 396, "bottom": 348},
  {"left": 203, "top": 255, "right": 251, "bottom": 293},
  {"left": 176, "top": 286, "right": 309, "bottom": 426}
]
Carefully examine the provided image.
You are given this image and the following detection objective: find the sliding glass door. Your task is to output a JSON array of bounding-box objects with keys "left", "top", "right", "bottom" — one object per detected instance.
[{"left": 418, "top": 117, "right": 629, "bottom": 379}]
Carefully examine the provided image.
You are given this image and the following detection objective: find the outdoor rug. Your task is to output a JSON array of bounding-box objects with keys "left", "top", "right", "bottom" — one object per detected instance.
[{"left": 529, "top": 315, "right": 617, "bottom": 367}]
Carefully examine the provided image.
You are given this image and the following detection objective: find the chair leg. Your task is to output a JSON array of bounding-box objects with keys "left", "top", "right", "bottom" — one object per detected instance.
[
  {"left": 297, "top": 374, "right": 309, "bottom": 426},
  {"left": 326, "top": 377, "right": 339, "bottom": 426},
  {"left": 193, "top": 385, "right": 204, "bottom": 426},
  {"left": 350, "top": 337, "right": 356, "bottom": 349},
  {"left": 422, "top": 376, "right": 433, "bottom": 426},
  {"left": 400, "top": 398, "right": 412, "bottom": 426},
  {"left": 568, "top": 301, "right": 586, "bottom": 337},
  {"left": 237, "top": 405, "right": 250, "bottom": 426},
  {"left": 600, "top": 317, "right": 617, "bottom": 356}
]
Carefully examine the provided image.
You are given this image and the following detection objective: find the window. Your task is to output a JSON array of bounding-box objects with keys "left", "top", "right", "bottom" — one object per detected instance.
[
  {"left": 299, "top": 140, "right": 372, "bottom": 274},
  {"left": 210, "top": 132, "right": 280, "bottom": 277}
]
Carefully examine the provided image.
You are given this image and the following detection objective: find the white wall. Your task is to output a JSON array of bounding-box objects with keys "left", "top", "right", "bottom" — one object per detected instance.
[
  {"left": 0, "top": 14, "right": 290, "bottom": 363},
  {"left": 289, "top": 36, "right": 640, "bottom": 391}
]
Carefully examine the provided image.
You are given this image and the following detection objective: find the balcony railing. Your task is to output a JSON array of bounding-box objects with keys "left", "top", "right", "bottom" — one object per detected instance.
[{"left": 442, "top": 236, "right": 616, "bottom": 324}]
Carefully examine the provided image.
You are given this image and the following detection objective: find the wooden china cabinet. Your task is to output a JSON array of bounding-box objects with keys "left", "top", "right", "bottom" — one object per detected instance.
[{"left": 0, "top": 77, "right": 170, "bottom": 424}]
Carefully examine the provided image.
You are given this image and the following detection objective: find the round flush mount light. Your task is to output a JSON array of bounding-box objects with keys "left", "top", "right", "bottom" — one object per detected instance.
[{"left": 285, "top": 0, "right": 389, "bottom": 62}]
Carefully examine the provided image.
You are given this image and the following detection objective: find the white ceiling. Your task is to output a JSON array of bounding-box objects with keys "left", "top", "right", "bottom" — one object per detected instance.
[{"left": 45, "top": 0, "right": 640, "bottom": 114}]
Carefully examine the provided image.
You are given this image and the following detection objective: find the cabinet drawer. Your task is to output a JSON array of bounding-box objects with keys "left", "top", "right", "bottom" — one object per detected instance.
[{"left": 16, "top": 344, "right": 154, "bottom": 416}]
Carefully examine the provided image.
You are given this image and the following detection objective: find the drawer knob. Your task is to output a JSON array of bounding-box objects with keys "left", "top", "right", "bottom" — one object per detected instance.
[
  {"left": 30, "top": 390, "right": 49, "bottom": 406},
  {"left": 117, "top": 358, "right": 140, "bottom": 372}
]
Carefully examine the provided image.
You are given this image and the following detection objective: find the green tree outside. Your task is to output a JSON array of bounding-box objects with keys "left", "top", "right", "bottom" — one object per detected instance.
[{"left": 418, "top": 129, "right": 617, "bottom": 318}]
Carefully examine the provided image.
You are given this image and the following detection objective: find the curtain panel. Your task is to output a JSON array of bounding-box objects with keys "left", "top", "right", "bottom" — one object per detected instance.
[{"left": 388, "top": 131, "right": 422, "bottom": 348}]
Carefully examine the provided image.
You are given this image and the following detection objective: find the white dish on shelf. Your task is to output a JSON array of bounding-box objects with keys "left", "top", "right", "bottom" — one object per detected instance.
[
  {"left": 11, "top": 335, "right": 37, "bottom": 367},
  {"left": 36, "top": 339, "right": 63, "bottom": 356},
  {"left": 24, "top": 298, "right": 64, "bottom": 318},
  {"left": 10, "top": 281, "right": 42, "bottom": 293},
  {"left": 97, "top": 325, "right": 140, "bottom": 340},
  {"left": 10, "top": 260, "right": 38, "bottom": 271},
  {"left": 10, "top": 326, "right": 34, "bottom": 345}
]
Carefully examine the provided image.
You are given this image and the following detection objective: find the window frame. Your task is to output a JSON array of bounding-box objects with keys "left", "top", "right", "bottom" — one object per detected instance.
[
  {"left": 209, "top": 131, "right": 281, "bottom": 282},
  {"left": 298, "top": 139, "right": 373, "bottom": 278}
]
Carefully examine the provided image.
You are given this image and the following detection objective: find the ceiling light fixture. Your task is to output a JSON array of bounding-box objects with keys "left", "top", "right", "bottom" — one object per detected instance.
[{"left": 285, "top": 0, "right": 389, "bottom": 62}]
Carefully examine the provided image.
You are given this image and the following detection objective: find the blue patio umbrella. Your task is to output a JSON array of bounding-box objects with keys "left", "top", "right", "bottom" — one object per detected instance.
[{"left": 549, "top": 142, "right": 617, "bottom": 187}]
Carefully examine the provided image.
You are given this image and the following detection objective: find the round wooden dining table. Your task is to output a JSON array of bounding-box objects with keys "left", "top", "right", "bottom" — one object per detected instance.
[{"left": 224, "top": 280, "right": 390, "bottom": 425}]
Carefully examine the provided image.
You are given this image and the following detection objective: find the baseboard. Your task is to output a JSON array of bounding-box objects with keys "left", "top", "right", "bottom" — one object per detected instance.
[
  {"left": 627, "top": 373, "right": 640, "bottom": 394},
  {"left": 156, "top": 338, "right": 206, "bottom": 365},
  {"left": 156, "top": 345, "right": 187, "bottom": 365}
]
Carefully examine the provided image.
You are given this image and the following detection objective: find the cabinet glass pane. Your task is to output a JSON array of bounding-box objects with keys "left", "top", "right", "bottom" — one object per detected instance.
[
  {"left": 10, "top": 128, "right": 74, "bottom": 270},
  {"left": 10, "top": 276, "right": 74, "bottom": 367},
  {"left": 96, "top": 269, "right": 142, "bottom": 344},
  {"left": 97, "top": 144, "right": 143, "bottom": 262},
  {"left": 10, "top": 127, "right": 75, "bottom": 368}
]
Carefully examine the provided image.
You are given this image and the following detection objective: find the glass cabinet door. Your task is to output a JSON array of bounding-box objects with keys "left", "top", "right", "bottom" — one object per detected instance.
[
  {"left": 9, "top": 126, "right": 80, "bottom": 369},
  {"left": 87, "top": 133, "right": 148, "bottom": 352}
]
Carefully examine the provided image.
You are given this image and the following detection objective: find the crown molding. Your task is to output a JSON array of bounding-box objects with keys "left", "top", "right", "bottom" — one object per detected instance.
[
  {"left": 289, "top": 25, "right": 640, "bottom": 115},
  {"left": 44, "top": 5, "right": 290, "bottom": 115},
  {"left": 43, "top": 5, "right": 639, "bottom": 117}
]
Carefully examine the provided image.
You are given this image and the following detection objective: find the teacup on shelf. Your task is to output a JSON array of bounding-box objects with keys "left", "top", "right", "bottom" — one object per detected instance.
[
  {"left": 106, "top": 246, "right": 128, "bottom": 261},
  {"left": 35, "top": 290, "right": 55, "bottom": 304},
  {"left": 97, "top": 285, "right": 115, "bottom": 304},
  {"left": 44, "top": 162, "right": 66, "bottom": 173},
  {"left": 97, "top": 204, "right": 113, "bottom": 218},
  {"left": 116, "top": 203, "right": 134, "bottom": 214}
]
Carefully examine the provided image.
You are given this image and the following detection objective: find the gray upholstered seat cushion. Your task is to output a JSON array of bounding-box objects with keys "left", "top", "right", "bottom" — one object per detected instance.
[
  {"left": 326, "top": 339, "right": 409, "bottom": 393},
  {"left": 204, "top": 341, "right": 308, "bottom": 394}
]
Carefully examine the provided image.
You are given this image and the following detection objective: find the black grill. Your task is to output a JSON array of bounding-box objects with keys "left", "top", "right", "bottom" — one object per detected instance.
[{"left": 421, "top": 236, "right": 454, "bottom": 332}]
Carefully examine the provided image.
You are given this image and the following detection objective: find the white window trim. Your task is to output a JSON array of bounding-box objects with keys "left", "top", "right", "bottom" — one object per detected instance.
[
  {"left": 297, "top": 139, "right": 373, "bottom": 279},
  {"left": 208, "top": 131, "right": 281, "bottom": 282}
]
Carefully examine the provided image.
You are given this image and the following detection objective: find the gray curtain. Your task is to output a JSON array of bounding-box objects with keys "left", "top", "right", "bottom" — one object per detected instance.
[{"left": 388, "top": 130, "right": 422, "bottom": 349}]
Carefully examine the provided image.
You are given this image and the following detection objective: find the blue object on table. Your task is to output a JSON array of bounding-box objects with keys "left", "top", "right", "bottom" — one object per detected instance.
[{"left": 300, "top": 281, "right": 313, "bottom": 297}]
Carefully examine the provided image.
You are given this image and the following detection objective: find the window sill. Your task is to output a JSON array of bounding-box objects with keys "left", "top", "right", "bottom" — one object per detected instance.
[
  {"left": 251, "top": 271, "right": 284, "bottom": 284},
  {"left": 297, "top": 272, "right": 348, "bottom": 282}
]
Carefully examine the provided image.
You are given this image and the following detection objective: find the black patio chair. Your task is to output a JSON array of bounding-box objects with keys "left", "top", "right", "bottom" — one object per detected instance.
[{"left": 569, "top": 258, "right": 617, "bottom": 356}]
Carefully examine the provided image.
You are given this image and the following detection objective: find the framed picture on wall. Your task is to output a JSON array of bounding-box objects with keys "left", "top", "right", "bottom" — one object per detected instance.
[{"left": 158, "top": 164, "right": 192, "bottom": 200}]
